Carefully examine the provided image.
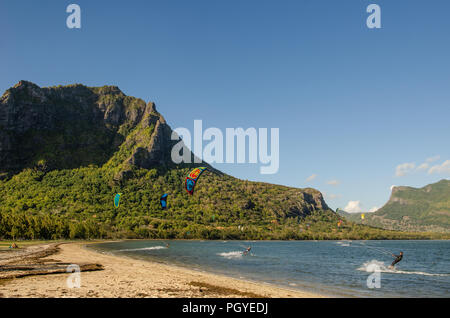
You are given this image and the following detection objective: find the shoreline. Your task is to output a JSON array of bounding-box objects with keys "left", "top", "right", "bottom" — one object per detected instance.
[
  {"left": 85, "top": 242, "right": 331, "bottom": 297},
  {"left": 0, "top": 241, "right": 325, "bottom": 298}
]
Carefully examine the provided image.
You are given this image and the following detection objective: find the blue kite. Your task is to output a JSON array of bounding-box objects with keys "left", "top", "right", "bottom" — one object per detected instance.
[
  {"left": 114, "top": 193, "right": 122, "bottom": 208},
  {"left": 160, "top": 193, "right": 168, "bottom": 209}
]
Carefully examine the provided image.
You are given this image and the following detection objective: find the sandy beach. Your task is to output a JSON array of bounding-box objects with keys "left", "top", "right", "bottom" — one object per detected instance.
[{"left": 0, "top": 242, "right": 324, "bottom": 298}]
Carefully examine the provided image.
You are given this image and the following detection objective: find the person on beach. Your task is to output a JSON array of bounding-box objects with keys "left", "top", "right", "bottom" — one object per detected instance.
[{"left": 390, "top": 251, "right": 403, "bottom": 268}]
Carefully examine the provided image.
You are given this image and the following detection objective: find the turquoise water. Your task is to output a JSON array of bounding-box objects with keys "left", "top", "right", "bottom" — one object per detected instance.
[{"left": 89, "top": 240, "right": 450, "bottom": 297}]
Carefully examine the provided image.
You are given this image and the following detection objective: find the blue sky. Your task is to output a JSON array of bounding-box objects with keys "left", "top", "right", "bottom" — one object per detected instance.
[{"left": 1, "top": 0, "right": 449, "bottom": 212}]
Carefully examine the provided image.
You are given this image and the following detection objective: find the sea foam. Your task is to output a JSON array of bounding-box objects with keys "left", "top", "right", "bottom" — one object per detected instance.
[
  {"left": 357, "top": 260, "right": 449, "bottom": 277},
  {"left": 118, "top": 246, "right": 167, "bottom": 252}
]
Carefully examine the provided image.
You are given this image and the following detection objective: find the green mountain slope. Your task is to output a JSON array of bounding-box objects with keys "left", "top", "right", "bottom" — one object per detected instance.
[
  {"left": 336, "top": 210, "right": 365, "bottom": 223},
  {"left": 339, "top": 180, "right": 450, "bottom": 233},
  {"left": 0, "top": 81, "right": 447, "bottom": 240}
]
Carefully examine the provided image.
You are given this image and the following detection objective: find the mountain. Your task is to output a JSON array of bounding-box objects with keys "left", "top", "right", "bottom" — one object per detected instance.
[
  {"left": 336, "top": 209, "right": 366, "bottom": 221},
  {"left": 0, "top": 81, "right": 330, "bottom": 239},
  {"left": 0, "top": 81, "right": 185, "bottom": 177},
  {"left": 336, "top": 209, "right": 353, "bottom": 219},
  {"left": 0, "top": 81, "right": 446, "bottom": 240},
  {"left": 340, "top": 180, "right": 450, "bottom": 233}
]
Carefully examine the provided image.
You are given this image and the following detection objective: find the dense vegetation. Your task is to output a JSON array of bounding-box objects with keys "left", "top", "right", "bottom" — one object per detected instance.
[{"left": 1, "top": 165, "right": 448, "bottom": 241}]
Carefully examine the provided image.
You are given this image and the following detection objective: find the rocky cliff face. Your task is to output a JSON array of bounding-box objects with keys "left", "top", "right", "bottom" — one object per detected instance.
[
  {"left": 356, "top": 180, "right": 450, "bottom": 232},
  {"left": 125, "top": 112, "right": 176, "bottom": 169},
  {"left": 0, "top": 81, "right": 185, "bottom": 175}
]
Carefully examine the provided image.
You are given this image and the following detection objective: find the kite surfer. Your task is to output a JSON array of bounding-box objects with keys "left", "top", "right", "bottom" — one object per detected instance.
[
  {"left": 243, "top": 247, "right": 251, "bottom": 256},
  {"left": 390, "top": 251, "right": 403, "bottom": 268}
]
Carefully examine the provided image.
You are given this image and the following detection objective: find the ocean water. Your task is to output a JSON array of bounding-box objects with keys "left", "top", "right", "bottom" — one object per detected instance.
[{"left": 88, "top": 240, "right": 450, "bottom": 297}]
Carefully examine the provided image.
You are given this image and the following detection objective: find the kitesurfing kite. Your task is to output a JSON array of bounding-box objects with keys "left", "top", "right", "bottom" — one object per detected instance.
[
  {"left": 114, "top": 193, "right": 122, "bottom": 208},
  {"left": 160, "top": 193, "right": 168, "bottom": 209},
  {"left": 185, "top": 167, "right": 208, "bottom": 195}
]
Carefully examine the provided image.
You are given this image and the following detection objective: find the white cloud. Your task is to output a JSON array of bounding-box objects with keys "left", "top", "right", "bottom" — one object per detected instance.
[
  {"left": 417, "top": 163, "right": 429, "bottom": 171},
  {"left": 426, "top": 155, "right": 440, "bottom": 163},
  {"left": 306, "top": 174, "right": 317, "bottom": 182},
  {"left": 344, "top": 200, "right": 363, "bottom": 213},
  {"left": 368, "top": 206, "right": 379, "bottom": 213},
  {"left": 395, "top": 156, "right": 448, "bottom": 177},
  {"left": 327, "top": 179, "right": 340, "bottom": 186},
  {"left": 395, "top": 162, "right": 416, "bottom": 177},
  {"left": 428, "top": 160, "right": 450, "bottom": 175}
]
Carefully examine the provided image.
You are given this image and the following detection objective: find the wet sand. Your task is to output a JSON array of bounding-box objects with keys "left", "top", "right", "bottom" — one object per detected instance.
[{"left": 0, "top": 242, "right": 324, "bottom": 298}]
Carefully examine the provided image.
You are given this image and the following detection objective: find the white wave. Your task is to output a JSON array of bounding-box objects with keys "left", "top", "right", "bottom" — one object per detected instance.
[
  {"left": 118, "top": 246, "right": 167, "bottom": 252},
  {"left": 217, "top": 251, "right": 244, "bottom": 259},
  {"left": 357, "top": 260, "right": 449, "bottom": 277},
  {"left": 336, "top": 241, "right": 351, "bottom": 247}
]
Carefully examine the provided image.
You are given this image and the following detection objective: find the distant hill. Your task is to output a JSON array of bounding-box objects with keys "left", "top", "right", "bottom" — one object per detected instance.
[
  {"left": 336, "top": 209, "right": 351, "bottom": 218},
  {"left": 336, "top": 210, "right": 370, "bottom": 227},
  {"left": 339, "top": 180, "right": 450, "bottom": 233}
]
